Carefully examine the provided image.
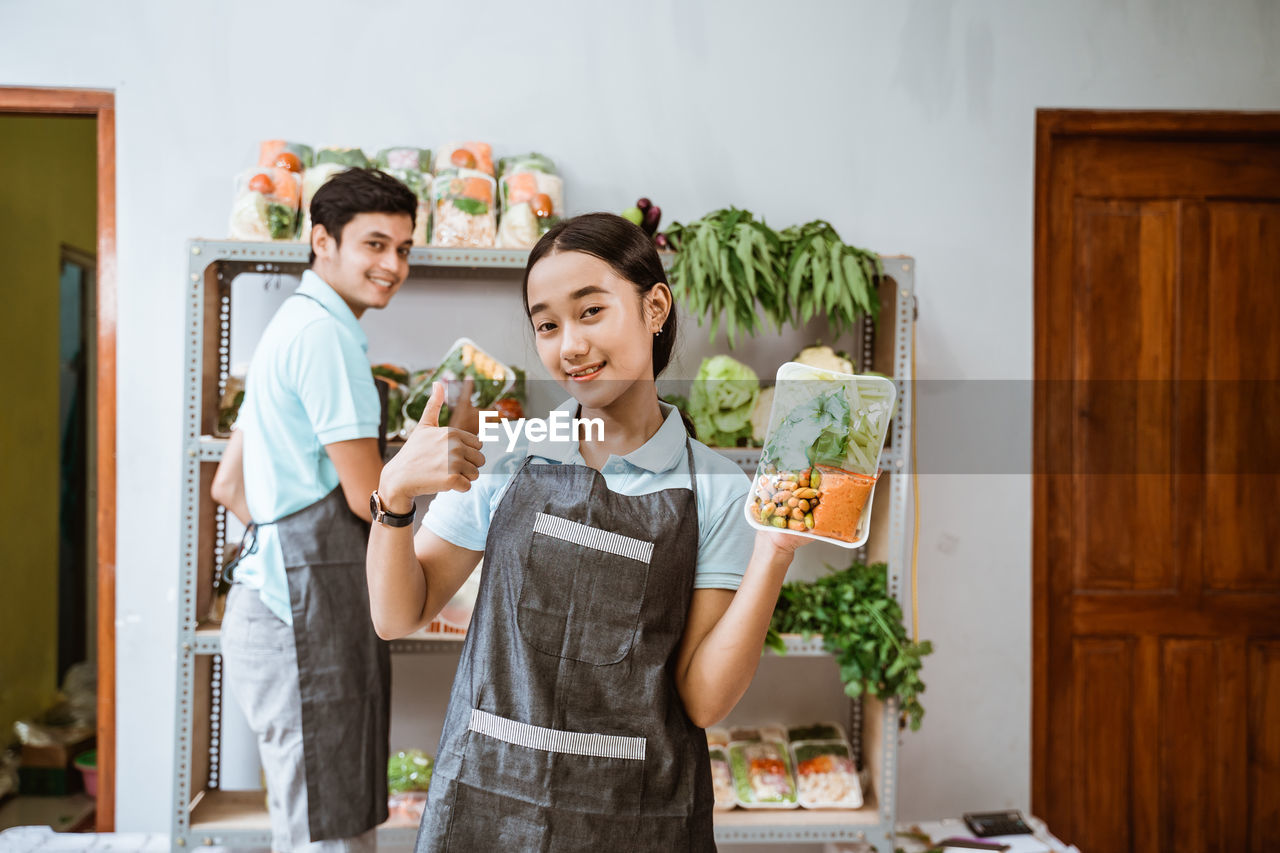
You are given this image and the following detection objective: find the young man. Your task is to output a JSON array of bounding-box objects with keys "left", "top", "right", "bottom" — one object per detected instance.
[{"left": 211, "top": 168, "right": 480, "bottom": 852}]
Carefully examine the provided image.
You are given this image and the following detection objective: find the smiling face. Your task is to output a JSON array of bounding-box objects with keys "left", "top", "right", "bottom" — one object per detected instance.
[
  {"left": 526, "top": 250, "right": 671, "bottom": 411},
  {"left": 310, "top": 211, "right": 414, "bottom": 317}
]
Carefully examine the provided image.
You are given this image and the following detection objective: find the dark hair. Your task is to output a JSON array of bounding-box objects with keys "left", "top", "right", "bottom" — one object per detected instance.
[
  {"left": 308, "top": 168, "right": 418, "bottom": 264},
  {"left": 521, "top": 212, "right": 678, "bottom": 378}
]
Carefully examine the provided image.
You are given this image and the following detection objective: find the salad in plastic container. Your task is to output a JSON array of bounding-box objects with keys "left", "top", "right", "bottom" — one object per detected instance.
[
  {"left": 315, "top": 146, "right": 370, "bottom": 168},
  {"left": 388, "top": 791, "right": 428, "bottom": 823},
  {"left": 786, "top": 722, "right": 847, "bottom": 743},
  {"left": 229, "top": 166, "right": 302, "bottom": 241},
  {"left": 380, "top": 167, "right": 432, "bottom": 246},
  {"left": 745, "top": 363, "right": 895, "bottom": 548},
  {"left": 435, "top": 141, "right": 494, "bottom": 177},
  {"left": 705, "top": 727, "right": 730, "bottom": 748},
  {"left": 375, "top": 146, "right": 432, "bottom": 172},
  {"left": 258, "top": 139, "right": 314, "bottom": 172},
  {"left": 728, "top": 740, "right": 798, "bottom": 808},
  {"left": 727, "top": 723, "right": 787, "bottom": 744},
  {"left": 431, "top": 171, "right": 496, "bottom": 248},
  {"left": 496, "top": 152, "right": 564, "bottom": 249},
  {"left": 300, "top": 162, "right": 350, "bottom": 237},
  {"left": 791, "top": 740, "right": 862, "bottom": 809},
  {"left": 708, "top": 747, "right": 736, "bottom": 811},
  {"left": 402, "top": 338, "right": 514, "bottom": 434}
]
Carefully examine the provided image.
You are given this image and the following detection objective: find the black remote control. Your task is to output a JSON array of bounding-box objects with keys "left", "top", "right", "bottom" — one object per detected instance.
[{"left": 963, "top": 810, "right": 1033, "bottom": 837}]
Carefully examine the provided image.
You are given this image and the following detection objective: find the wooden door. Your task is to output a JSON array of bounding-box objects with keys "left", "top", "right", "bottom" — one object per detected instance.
[{"left": 1034, "top": 111, "right": 1280, "bottom": 853}]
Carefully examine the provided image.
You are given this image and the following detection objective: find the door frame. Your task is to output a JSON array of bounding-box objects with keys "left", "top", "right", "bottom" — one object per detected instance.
[
  {"left": 1032, "top": 108, "right": 1280, "bottom": 819},
  {"left": 0, "top": 86, "right": 116, "bottom": 831}
]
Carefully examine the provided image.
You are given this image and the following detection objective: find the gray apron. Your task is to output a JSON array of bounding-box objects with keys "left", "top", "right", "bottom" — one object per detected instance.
[
  {"left": 277, "top": 485, "right": 391, "bottom": 841},
  {"left": 415, "top": 437, "right": 716, "bottom": 852}
]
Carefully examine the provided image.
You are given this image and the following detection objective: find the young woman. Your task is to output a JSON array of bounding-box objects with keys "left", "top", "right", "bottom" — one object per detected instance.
[{"left": 366, "top": 213, "right": 808, "bottom": 851}]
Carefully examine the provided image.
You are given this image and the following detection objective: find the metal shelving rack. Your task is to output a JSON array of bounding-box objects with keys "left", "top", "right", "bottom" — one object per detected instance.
[{"left": 174, "top": 240, "right": 916, "bottom": 850}]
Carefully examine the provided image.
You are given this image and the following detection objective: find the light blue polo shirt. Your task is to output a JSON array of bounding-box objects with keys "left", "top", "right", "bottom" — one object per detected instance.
[
  {"left": 233, "top": 270, "right": 381, "bottom": 624},
  {"left": 425, "top": 399, "right": 755, "bottom": 590}
]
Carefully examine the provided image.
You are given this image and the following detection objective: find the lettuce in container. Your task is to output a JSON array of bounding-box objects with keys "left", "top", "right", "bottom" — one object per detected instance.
[
  {"left": 745, "top": 362, "right": 895, "bottom": 548},
  {"left": 728, "top": 739, "right": 798, "bottom": 808},
  {"left": 496, "top": 153, "right": 564, "bottom": 249},
  {"left": 431, "top": 171, "right": 496, "bottom": 248},
  {"left": 401, "top": 338, "right": 514, "bottom": 435},
  {"left": 228, "top": 167, "right": 301, "bottom": 241},
  {"left": 791, "top": 739, "right": 862, "bottom": 809}
]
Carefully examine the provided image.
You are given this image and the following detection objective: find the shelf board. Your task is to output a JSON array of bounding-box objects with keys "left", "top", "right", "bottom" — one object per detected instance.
[
  {"left": 184, "top": 788, "right": 882, "bottom": 846},
  {"left": 189, "top": 239, "right": 675, "bottom": 271}
]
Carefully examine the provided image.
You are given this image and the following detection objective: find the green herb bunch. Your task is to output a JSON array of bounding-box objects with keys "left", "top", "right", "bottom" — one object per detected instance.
[
  {"left": 767, "top": 560, "right": 933, "bottom": 731},
  {"left": 665, "top": 209, "right": 881, "bottom": 346}
]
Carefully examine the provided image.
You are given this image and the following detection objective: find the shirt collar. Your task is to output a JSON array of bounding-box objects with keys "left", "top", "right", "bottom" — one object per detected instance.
[
  {"left": 298, "top": 270, "right": 368, "bottom": 351},
  {"left": 528, "top": 398, "right": 688, "bottom": 474}
]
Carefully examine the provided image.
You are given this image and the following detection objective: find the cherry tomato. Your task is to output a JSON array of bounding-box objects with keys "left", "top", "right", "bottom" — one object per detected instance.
[
  {"left": 248, "top": 173, "right": 274, "bottom": 194},
  {"left": 273, "top": 152, "right": 303, "bottom": 173},
  {"left": 493, "top": 398, "right": 524, "bottom": 420},
  {"left": 530, "top": 193, "right": 554, "bottom": 218},
  {"left": 450, "top": 149, "right": 477, "bottom": 169}
]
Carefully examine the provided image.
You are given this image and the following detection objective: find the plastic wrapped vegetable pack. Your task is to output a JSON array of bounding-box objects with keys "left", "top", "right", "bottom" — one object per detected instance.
[
  {"left": 228, "top": 166, "right": 302, "bottom": 241},
  {"left": 402, "top": 338, "right": 514, "bottom": 435},
  {"left": 300, "top": 162, "right": 349, "bottom": 237},
  {"left": 746, "top": 363, "right": 895, "bottom": 548},
  {"left": 496, "top": 152, "right": 564, "bottom": 249},
  {"left": 786, "top": 721, "right": 846, "bottom": 743},
  {"left": 375, "top": 146, "right": 432, "bottom": 172},
  {"left": 689, "top": 355, "right": 759, "bottom": 447},
  {"left": 387, "top": 749, "right": 434, "bottom": 795},
  {"left": 708, "top": 747, "right": 736, "bottom": 811},
  {"left": 380, "top": 167, "right": 431, "bottom": 246},
  {"left": 431, "top": 171, "right": 496, "bottom": 247},
  {"left": 728, "top": 740, "right": 798, "bottom": 808},
  {"left": 315, "top": 146, "right": 371, "bottom": 168},
  {"left": 791, "top": 740, "right": 862, "bottom": 809},
  {"left": 258, "top": 140, "right": 314, "bottom": 172},
  {"left": 434, "top": 141, "right": 494, "bottom": 176}
]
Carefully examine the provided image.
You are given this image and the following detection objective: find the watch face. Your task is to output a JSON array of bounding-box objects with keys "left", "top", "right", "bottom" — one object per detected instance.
[{"left": 370, "top": 492, "right": 381, "bottom": 519}]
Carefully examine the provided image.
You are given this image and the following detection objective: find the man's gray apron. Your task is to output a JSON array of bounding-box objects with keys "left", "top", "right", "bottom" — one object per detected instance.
[
  {"left": 415, "top": 437, "right": 716, "bottom": 852},
  {"left": 276, "top": 486, "right": 390, "bottom": 841}
]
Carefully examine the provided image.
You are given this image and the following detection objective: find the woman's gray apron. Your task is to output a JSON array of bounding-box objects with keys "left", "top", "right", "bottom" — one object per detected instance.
[{"left": 416, "top": 438, "right": 716, "bottom": 852}]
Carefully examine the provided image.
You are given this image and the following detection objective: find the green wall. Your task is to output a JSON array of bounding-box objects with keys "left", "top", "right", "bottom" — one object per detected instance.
[{"left": 0, "top": 116, "right": 97, "bottom": 742}]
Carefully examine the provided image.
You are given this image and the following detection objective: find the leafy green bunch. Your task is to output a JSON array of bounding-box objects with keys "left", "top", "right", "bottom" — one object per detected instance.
[
  {"left": 767, "top": 560, "right": 933, "bottom": 731},
  {"left": 665, "top": 209, "right": 881, "bottom": 346}
]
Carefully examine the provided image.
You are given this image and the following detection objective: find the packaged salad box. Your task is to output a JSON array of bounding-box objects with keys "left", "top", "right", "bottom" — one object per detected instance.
[
  {"left": 791, "top": 739, "right": 863, "bottom": 809},
  {"left": 431, "top": 171, "right": 497, "bottom": 248},
  {"left": 496, "top": 152, "right": 564, "bottom": 249},
  {"left": 228, "top": 166, "right": 302, "bottom": 241},
  {"left": 728, "top": 739, "right": 799, "bottom": 809},
  {"left": 786, "top": 721, "right": 847, "bottom": 744},
  {"left": 375, "top": 146, "right": 432, "bottom": 172},
  {"left": 401, "top": 338, "right": 514, "bottom": 435},
  {"left": 745, "top": 363, "right": 895, "bottom": 548},
  {"left": 435, "top": 141, "right": 494, "bottom": 177},
  {"left": 380, "top": 167, "right": 432, "bottom": 246},
  {"left": 708, "top": 747, "right": 736, "bottom": 811}
]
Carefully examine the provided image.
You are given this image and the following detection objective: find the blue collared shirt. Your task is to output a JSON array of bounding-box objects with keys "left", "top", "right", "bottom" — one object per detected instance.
[
  {"left": 425, "top": 398, "right": 755, "bottom": 590},
  {"left": 233, "top": 270, "right": 381, "bottom": 624}
]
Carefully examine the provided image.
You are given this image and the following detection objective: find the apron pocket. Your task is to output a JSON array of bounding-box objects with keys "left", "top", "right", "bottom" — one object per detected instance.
[{"left": 518, "top": 512, "right": 652, "bottom": 665}]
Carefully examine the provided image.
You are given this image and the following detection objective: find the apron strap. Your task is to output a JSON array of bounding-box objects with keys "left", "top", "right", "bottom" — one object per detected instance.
[{"left": 683, "top": 434, "right": 698, "bottom": 503}]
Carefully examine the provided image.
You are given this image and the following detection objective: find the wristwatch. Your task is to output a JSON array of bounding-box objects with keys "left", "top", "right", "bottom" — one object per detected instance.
[{"left": 370, "top": 490, "right": 416, "bottom": 527}]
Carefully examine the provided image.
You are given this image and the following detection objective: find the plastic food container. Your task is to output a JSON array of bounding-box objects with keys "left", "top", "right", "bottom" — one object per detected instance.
[
  {"left": 786, "top": 721, "right": 847, "bottom": 743},
  {"left": 228, "top": 166, "right": 302, "bottom": 241},
  {"left": 705, "top": 727, "right": 730, "bottom": 748},
  {"left": 258, "top": 139, "right": 314, "bottom": 171},
  {"left": 708, "top": 747, "right": 736, "bottom": 811},
  {"left": 380, "top": 167, "right": 432, "bottom": 246},
  {"left": 496, "top": 153, "right": 564, "bottom": 249},
  {"left": 315, "top": 146, "right": 371, "bottom": 169},
  {"left": 431, "top": 171, "right": 497, "bottom": 247},
  {"left": 299, "top": 161, "right": 350, "bottom": 237},
  {"left": 745, "top": 363, "right": 895, "bottom": 548},
  {"left": 728, "top": 739, "right": 798, "bottom": 808},
  {"left": 388, "top": 791, "right": 429, "bottom": 822},
  {"left": 791, "top": 739, "right": 862, "bottom": 809},
  {"left": 435, "top": 141, "right": 494, "bottom": 177},
  {"left": 376, "top": 146, "right": 432, "bottom": 172},
  {"left": 402, "top": 337, "right": 514, "bottom": 434},
  {"left": 727, "top": 723, "right": 787, "bottom": 744}
]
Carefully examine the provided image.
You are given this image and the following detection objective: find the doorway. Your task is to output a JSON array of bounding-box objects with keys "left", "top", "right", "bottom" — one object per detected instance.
[{"left": 0, "top": 89, "right": 116, "bottom": 832}]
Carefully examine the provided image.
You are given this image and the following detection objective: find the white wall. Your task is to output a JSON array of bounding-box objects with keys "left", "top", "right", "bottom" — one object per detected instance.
[{"left": 3, "top": 0, "right": 1278, "bottom": 833}]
